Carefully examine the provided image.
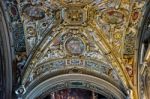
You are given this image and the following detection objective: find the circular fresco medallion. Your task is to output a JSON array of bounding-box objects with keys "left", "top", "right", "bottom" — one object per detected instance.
[{"left": 65, "top": 37, "right": 85, "bottom": 55}]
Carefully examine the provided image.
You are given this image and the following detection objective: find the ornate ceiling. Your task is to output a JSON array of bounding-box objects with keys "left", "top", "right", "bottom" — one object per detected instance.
[{"left": 1, "top": 0, "right": 148, "bottom": 99}]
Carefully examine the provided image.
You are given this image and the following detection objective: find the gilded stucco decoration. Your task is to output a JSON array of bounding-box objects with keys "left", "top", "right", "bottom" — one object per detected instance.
[{"left": 14, "top": 0, "right": 147, "bottom": 98}]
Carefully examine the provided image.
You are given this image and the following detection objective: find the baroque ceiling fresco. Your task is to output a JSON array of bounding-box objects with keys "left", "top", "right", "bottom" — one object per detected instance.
[{"left": 1, "top": 0, "right": 148, "bottom": 99}]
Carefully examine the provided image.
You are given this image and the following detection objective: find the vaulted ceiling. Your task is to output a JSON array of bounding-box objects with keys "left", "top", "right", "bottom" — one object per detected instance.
[{"left": 0, "top": 0, "right": 148, "bottom": 99}]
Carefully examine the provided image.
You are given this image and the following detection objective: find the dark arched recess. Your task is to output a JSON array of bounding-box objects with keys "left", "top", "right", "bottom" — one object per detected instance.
[
  {"left": 137, "top": 1, "right": 150, "bottom": 99},
  {"left": 0, "top": 1, "right": 14, "bottom": 99},
  {"left": 138, "top": 1, "right": 150, "bottom": 63}
]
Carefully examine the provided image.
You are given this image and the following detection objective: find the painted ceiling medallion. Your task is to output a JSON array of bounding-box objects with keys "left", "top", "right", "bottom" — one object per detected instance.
[
  {"left": 24, "top": 6, "right": 45, "bottom": 20},
  {"left": 102, "top": 10, "right": 124, "bottom": 24},
  {"left": 65, "top": 37, "right": 85, "bottom": 55}
]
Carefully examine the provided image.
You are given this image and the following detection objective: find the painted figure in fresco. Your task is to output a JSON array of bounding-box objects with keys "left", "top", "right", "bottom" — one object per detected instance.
[
  {"left": 48, "top": 88, "right": 102, "bottom": 99},
  {"left": 66, "top": 38, "right": 84, "bottom": 55}
]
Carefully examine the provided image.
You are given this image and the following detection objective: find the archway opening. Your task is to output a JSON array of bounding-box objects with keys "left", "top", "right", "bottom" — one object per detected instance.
[{"left": 38, "top": 88, "right": 107, "bottom": 99}]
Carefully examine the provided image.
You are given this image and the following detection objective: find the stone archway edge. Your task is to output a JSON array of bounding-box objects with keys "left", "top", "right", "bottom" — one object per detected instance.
[{"left": 24, "top": 74, "right": 126, "bottom": 99}]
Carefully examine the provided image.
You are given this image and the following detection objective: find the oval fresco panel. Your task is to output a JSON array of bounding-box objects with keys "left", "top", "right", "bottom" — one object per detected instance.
[{"left": 102, "top": 10, "right": 124, "bottom": 24}]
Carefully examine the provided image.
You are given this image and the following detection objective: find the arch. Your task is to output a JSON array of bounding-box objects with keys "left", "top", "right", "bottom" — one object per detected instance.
[
  {"left": 137, "top": 1, "right": 150, "bottom": 99},
  {"left": 144, "top": 71, "right": 150, "bottom": 99},
  {"left": 0, "top": 1, "right": 14, "bottom": 98},
  {"left": 23, "top": 74, "right": 127, "bottom": 99},
  {"left": 137, "top": 1, "right": 150, "bottom": 64},
  {"left": 13, "top": 1, "right": 147, "bottom": 99}
]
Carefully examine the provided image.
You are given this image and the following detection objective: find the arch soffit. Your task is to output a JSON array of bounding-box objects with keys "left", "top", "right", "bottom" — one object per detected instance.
[{"left": 24, "top": 74, "right": 126, "bottom": 99}]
